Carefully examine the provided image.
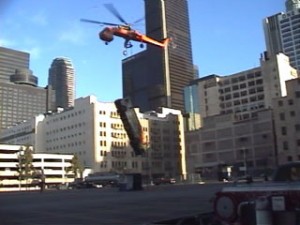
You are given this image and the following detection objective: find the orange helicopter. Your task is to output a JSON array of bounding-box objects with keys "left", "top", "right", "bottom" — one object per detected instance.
[{"left": 80, "top": 4, "right": 170, "bottom": 55}]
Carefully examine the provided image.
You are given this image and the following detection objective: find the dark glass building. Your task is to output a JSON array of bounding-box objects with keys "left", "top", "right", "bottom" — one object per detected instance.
[
  {"left": 122, "top": 0, "right": 194, "bottom": 112},
  {"left": 48, "top": 57, "right": 75, "bottom": 110},
  {"left": 0, "top": 47, "right": 30, "bottom": 83}
]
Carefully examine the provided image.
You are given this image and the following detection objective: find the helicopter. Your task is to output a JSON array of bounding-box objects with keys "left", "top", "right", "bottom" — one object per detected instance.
[{"left": 80, "top": 3, "right": 170, "bottom": 55}]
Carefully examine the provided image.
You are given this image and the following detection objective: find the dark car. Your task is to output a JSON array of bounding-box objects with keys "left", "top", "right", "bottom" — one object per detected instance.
[
  {"left": 153, "top": 177, "right": 176, "bottom": 185},
  {"left": 68, "top": 181, "right": 101, "bottom": 189}
]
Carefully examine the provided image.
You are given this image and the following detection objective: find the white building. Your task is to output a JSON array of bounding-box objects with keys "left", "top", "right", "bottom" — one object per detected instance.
[
  {"left": 0, "top": 96, "right": 186, "bottom": 181},
  {"left": 184, "top": 53, "right": 297, "bottom": 120},
  {"left": 0, "top": 144, "right": 74, "bottom": 191},
  {"left": 183, "top": 53, "right": 296, "bottom": 180}
]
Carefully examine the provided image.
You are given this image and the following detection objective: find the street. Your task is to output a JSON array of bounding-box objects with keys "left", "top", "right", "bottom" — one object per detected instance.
[{"left": 0, "top": 183, "right": 227, "bottom": 225}]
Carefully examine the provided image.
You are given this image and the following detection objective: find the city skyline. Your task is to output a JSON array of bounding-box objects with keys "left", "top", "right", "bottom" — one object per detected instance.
[{"left": 0, "top": 0, "right": 283, "bottom": 102}]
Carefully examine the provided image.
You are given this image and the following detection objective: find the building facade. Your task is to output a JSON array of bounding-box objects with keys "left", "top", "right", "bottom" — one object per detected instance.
[
  {"left": 0, "top": 47, "right": 30, "bottom": 83},
  {"left": 122, "top": 0, "right": 194, "bottom": 112},
  {"left": 263, "top": 0, "right": 300, "bottom": 70},
  {"left": 273, "top": 78, "right": 300, "bottom": 165},
  {"left": 0, "top": 144, "right": 74, "bottom": 191},
  {"left": 0, "top": 79, "right": 50, "bottom": 132},
  {"left": 185, "top": 109, "right": 276, "bottom": 181},
  {"left": 48, "top": 57, "right": 75, "bottom": 110},
  {"left": 184, "top": 53, "right": 297, "bottom": 120},
  {"left": 0, "top": 46, "right": 53, "bottom": 132},
  {"left": 0, "top": 96, "right": 187, "bottom": 181}
]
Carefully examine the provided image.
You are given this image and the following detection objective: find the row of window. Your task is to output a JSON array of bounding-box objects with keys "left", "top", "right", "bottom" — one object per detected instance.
[
  {"left": 281, "top": 125, "right": 300, "bottom": 135},
  {"left": 46, "top": 110, "right": 86, "bottom": 124},
  {"left": 46, "top": 140, "right": 86, "bottom": 150},
  {"left": 219, "top": 80, "right": 263, "bottom": 93},
  {"left": 218, "top": 72, "right": 262, "bottom": 86},
  {"left": 46, "top": 123, "right": 86, "bottom": 135}
]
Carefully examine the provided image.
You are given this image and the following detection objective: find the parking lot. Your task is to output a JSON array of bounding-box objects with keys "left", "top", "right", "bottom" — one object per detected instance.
[{"left": 0, "top": 183, "right": 226, "bottom": 225}]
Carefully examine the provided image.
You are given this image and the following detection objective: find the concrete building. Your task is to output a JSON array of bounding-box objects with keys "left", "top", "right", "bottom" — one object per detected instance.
[
  {"left": 185, "top": 109, "right": 276, "bottom": 181},
  {"left": 0, "top": 96, "right": 186, "bottom": 181},
  {"left": 0, "top": 76, "right": 51, "bottom": 132},
  {"left": 0, "top": 46, "right": 29, "bottom": 83},
  {"left": 273, "top": 78, "right": 300, "bottom": 165},
  {"left": 0, "top": 114, "right": 45, "bottom": 150},
  {"left": 184, "top": 53, "right": 297, "bottom": 120},
  {"left": 183, "top": 53, "right": 297, "bottom": 180},
  {"left": 48, "top": 57, "right": 75, "bottom": 110},
  {"left": 122, "top": 0, "right": 194, "bottom": 112},
  {"left": 263, "top": 0, "right": 300, "bottom": 70},
  {"left": 0, "top": 144, "right": 74, "bottom": 192},
  {"left": 0, "top": 46, "right": 53, "bottom": 132}
]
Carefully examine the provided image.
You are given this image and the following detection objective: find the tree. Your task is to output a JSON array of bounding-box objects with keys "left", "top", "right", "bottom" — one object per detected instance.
[
  {"left": 68, "top": 154, "right": 84, "bottom": 179},
  {"left": 16, "top": 146, "right": 34, "bottom": 189}
]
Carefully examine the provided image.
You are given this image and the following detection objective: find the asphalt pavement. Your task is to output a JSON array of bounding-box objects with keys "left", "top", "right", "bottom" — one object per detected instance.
[{"left": 0, "top": 183, "right": 226, "bottom": 225}]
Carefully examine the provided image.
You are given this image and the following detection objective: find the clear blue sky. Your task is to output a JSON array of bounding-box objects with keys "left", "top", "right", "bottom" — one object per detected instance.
[{"left": 0, "top": 0, "right": 284, "bottom": 102}]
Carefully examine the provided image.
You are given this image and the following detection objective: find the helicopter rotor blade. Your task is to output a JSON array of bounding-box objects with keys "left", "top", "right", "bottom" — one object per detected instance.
[
  {"left": 132, "top": 17, "right": 144, "bottom": 25},
  {"left": 104, "top": 3, "right": 128, "bottom": 25},
  {"left": 80, "top": 18, "right": 120, "bottom": 26}
]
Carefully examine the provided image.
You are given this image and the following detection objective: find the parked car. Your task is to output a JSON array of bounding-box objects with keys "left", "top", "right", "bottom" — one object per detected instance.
[
  {"left": 68, "top": 180, "right": 101, "bottom": 189},
  {"left": 153, "top": 177, "right": 176, "bottom": 185}
]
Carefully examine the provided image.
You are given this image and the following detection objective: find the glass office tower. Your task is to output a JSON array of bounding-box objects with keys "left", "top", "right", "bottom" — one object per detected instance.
[{"left": 122, "top": 0, "right": 194, "bottom": 112}]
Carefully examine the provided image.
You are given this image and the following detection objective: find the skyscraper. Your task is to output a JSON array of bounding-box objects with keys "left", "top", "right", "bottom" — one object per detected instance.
[
  {"left": 0, "top": 47, "right": 30, "bottom": 83},
  {"left": 122, "top": 0, "right": 194, "bottom": 112},
  {"left": 0, "top": 47, "right": 52, "bottom": 132},
  {"left": 263, "top": 0, "right": 300, "bottom": 70},
  {"left": 48, "top": 57, "right": 75, "bottom": 110}
]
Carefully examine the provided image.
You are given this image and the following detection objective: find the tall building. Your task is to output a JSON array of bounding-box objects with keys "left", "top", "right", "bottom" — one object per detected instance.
[
  {"left": 263, "top": 0, "right": 300, "bottom": 70},
  {"left": 48, "top": 57, "right": 75, "bottom": 110},
  {"left": 0, "top": 47, "right": 30, "bottom": 83},
  {"left": 0, "top": 47, "right": 52, "bottom": 131},
  {"left": 122, "top": 0, "right": 194, "bottom": 112}
]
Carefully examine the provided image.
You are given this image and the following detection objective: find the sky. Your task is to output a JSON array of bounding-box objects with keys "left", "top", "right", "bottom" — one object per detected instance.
[{"left": 0, "top": 0, "right": 284, "bottom": 102}]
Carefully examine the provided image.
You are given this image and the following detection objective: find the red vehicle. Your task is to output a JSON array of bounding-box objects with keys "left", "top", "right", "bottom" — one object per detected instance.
[{"left": 81, "top": 4, "right": 170, "bottom": 55}]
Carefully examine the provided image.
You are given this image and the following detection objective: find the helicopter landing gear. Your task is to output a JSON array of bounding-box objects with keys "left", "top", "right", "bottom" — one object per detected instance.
[
  {"left": 139, "top": 43, "right": 144, "bottom": 48},
  {"left": 123, "top": 50, "right": 127, "bottom": 56},
  {"left": 105, "top": 42, "right": 109, "bottom": 45}
]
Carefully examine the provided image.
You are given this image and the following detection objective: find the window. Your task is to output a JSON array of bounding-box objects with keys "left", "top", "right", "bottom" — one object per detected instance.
[
  {"left": 278, "top": 100, "right": 283, "bottom": 106},
  {"left": 290, "top": 111, "right": 296, "bottom": 117},
  {"left": 280, "top": 113, "right": 285, "bottom": 121},
  {"left": 282, "top": 127, "right": 287, "bottom": 135},
  {"left": 288, "top": 99, "right": 294, "bottom": 105}
]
